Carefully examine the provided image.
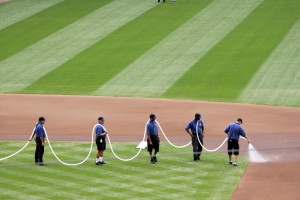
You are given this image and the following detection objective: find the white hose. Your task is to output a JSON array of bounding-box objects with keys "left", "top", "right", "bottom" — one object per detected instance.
[
  {"left": 0, "top": 128, "right": 35, "bottom": 161},
  {"left": 1, "top": 120, "right": 249, "bottom": 164},
  {"left": 196, "top": 121, "right": 247, "bottom": 152},
  {"left": 105, "top": 122, "right": 147, "bottom": 162},
  {"left": 156, "top": 120, "right": 191, "bottom": 148},
  {"left": 44, "top": 125, "right": 95, "bottom": 166}
]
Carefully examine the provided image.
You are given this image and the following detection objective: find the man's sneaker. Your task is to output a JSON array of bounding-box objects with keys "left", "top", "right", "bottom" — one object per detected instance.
[
  {"left": 229, "top": 161, "right": 233, "bottom": 165},
  {"left": 96, "top": 162, "right": 101, "bottom": 165},
  {"left": 153, "top": 156, "right": 157, "bottom": 162},
  {"left": 38, "top": 163, "right": 45, "bottom": 166},
  {"left": 151, "top": 158, "right": 155, "bottom": 164},
  {"left": 99, "top": 161, "right": 106, "bottom": 165},
  {"left": 233, "top": 162, "right": 238, "bottom": 167}
]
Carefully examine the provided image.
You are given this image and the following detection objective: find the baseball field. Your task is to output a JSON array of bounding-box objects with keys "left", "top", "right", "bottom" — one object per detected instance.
[{"left": 0, "top": 0, "right": 300, "bottom": 200}]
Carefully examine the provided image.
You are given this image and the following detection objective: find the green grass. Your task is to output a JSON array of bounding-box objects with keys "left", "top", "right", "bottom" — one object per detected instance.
[
  {"left": 0, "top": 0, "right": 299, "bottom": 106},
  {"left": 0, "top": 141, "right": 247, "bottom": 200},
  {"left": 22, "top": 0, "right": 212, "bottom": 95},
  {"left": 0, "top": 0, "right": 111, "bottom": 61},
  {"left": 163, "top": 0, "right": 300, "bottom": 102}
]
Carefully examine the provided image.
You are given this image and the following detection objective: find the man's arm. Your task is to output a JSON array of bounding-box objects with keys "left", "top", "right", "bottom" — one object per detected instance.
[
  {"left": 147, "top": 134, "right": 152, "bottom": 145},
  {"left": 146, "top": 124, "right": 153, "bottom": 145},
  {"left": 201, "top": 121, "right": 204, "bottom": 137},
  {"left": 100, "top": 131, "right": 107, "bottom": 137},
  {"left": 185, "top": 128, "right": 193, "bottom": 137},
  {"left": 29, "top": 131, "right": 36, "bottom": 141},
  {"left": 244, "top": 135, "right": 251, "bottom": 143},
  {"left": 185, "top": 122, "right": 193, "bottom": 137},
  {"left": 224, "top": 126, "right": 230, "bottom": 134},
  {"left": 41, "top": 136, "right": 45, "bottom": 146},
  {"left": 240, "top": 128, "right": 250, "bottom": 143}
]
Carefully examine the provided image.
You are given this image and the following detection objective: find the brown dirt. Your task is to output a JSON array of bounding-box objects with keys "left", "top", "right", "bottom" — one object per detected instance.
[
  {"left": 0, "top": 0, "right": 10, "bottom": 3},
  {"left": 0, "top": 94, "right": 300, "bottom": 199}
]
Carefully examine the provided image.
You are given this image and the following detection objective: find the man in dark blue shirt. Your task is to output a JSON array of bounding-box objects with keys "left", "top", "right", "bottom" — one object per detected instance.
[
  {"left": 185, "top": 113, "right": 204, "bottom": 161},
  {"left": 95, "top": 117, "right": 108, "bottom": 165},
  {"left": 30, "top": 117, "right": 46, "bottom": 166},
  {"left": 147, "top": 114, "right": 160, "bottom": 164},
  {"left": 224, "top": 118, "right": 250, "bottom": 166}
]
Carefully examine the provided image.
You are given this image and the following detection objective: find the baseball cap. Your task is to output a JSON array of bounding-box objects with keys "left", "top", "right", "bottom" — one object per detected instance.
[
  {"left": 39, "top": 117, "right": 45, "bottom": 122},
  {"left": 237, "top": 118, "right": 243, "bottom": 124},
  {"left": 98, "top": 117, "right": 105, "bottom": 121},
  {"left": 195, "top": 113, "right": 201, "bottom": 120},
  {"left": 149, "top": 114, "right": 156, "bottom": 119}
]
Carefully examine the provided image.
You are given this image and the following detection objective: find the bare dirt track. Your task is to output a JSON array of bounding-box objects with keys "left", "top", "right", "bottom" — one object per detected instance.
[{"left": 0, "top": 94, "right": 300, "bottom": 200}]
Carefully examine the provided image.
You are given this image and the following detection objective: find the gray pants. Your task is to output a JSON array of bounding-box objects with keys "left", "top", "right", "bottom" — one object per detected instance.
[{"left": 192, "top": 135, "right": 203, "bottom": 159}]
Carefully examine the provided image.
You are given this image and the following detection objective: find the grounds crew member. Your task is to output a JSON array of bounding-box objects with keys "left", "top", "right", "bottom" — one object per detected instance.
[
  {"left": 185, "top": 113, "right": 204, "bottom": 161},
  {"left": 147, "top": 114, "right": 160, "bottom": 164},
  {"left": 224, "top": 118, "right": 250, "bottom": 166},
  {"left": 95, "top": 117, "right": 108, "bottom": 165},
  {"left": 29, "top": 117, "right": 46, "bottom": 166}
]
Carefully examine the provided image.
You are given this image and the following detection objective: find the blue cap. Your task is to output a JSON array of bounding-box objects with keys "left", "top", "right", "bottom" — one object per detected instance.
[
  {"left": 149, "top": 114, "right": 156, "bottom": 119},
  {"left": 98, "top": 117, "right": 105, "bottom": 121}
]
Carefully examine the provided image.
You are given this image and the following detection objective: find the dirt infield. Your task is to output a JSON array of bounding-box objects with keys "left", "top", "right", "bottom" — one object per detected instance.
[
  {"left": 0, "top": 94, "right": 299, "bottom": 199},
  {"left": 0, "top": 0, "right": 10, "bottom": 3}
]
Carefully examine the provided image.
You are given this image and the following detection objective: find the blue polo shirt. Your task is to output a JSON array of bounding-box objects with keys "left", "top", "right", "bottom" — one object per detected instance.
[
  {"left": 36, "top": 124, "right": 46, "bottom": 138},
  {"left": 224, "top": 122, "right": 246, "bottom": 140},
  {"left": 147, "top": 121, "right": 158, "bottom": 136},
  {"left": 185, "top": 119, "right": 204, "bottom": 135},
  {"left": 95, "top": 124, "right": 107, "bottom": 138}
]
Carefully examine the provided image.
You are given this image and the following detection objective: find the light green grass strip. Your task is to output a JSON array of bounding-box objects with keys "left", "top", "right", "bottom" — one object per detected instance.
[
  {"left": 0, "top": 0, "right": 156, "bottom": 93},
  {"left": 238, "top": 20, "right": 300, "bottom": 107},
  {"left": 0, "top": 0, "right": 63, "bottom": 31},
  {"left": 95, "top": 0, "right": 263, "bottom": 97}
]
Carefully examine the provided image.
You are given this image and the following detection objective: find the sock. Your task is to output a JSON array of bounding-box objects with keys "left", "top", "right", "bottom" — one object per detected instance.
[
  {"left": 96, "top": 158, "right": 99, "bottom": 163},
  {"left": 99, "top": 157, "right": 103, "bottom": 162}
]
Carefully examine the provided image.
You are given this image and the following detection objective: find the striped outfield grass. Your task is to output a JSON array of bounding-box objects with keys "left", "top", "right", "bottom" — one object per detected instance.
[
  {"left": 0, "top": 141, "right": 247, "bottom": 200},
  {"left": 163, "top": 0, "right": 300, "bottom": 103},
  {"left": 21, "top": 0, "right": 213, "bottom": 95},
  {"left": 95, "top": 0, "right": 263, "bottom": 97},
  {"left": 0, "top": 0, "right": 63, "bottom": 31},
  {"left": 0, "top": 0, "right": 112, "bottom": 62},
  {"left": 238, "top": 19, "right": 300, "bottom": 107},
  {"left": 0, "top": 0, "right": 299, "bottom": 107},
  {"left": 0, "top": 0, "right": 156, "bottom": 93}
]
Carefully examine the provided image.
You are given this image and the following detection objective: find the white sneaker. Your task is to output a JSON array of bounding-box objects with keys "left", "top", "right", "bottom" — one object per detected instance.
[{"left": 233, "top": 162, "right": 238, "bottom": 167}]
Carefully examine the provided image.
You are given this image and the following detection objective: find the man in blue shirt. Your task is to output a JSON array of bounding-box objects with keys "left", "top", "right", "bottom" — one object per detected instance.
[
  {"left": 29, "top": 117, "right": 46, "bottom": 166},
  {"left": 147, "top": 114, "right": 160, "bottom": 164},
  {"left": 224, "top": 118, "right": 250, "bottom": 166},
  {"left": 95, "top": 117, "right": 108, "bottom": 165},
  {"left": 185, "top": 113, "right": 204, "bottom": 161}
]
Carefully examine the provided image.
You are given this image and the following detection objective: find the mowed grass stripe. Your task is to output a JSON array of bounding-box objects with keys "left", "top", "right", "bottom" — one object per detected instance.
[
  {"left": 22, "top": 0, "right": 213, "bottom": 95},
  {"left": 0, "top": 0, "right": 156, "bottom": 93},
  {"left": 164, "top": 0, "right": 300, "bottom": 102},
  {"left": 95, "top": 0, "right": 263, "bottom": 97},
  {"left": 0, "top": 142, "right": 247, "bottom": 200},
  {"left": 238, "top": 19, "right": 300, "bottom": 107},
  {"left": 0, "top": 0, "right": 111, "bottom": 62},
  {"left": 0, "top": 0, "right": 63, "bottom": 31}
]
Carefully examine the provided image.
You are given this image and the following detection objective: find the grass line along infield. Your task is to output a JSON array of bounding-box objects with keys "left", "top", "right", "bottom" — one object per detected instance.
[{"left": 0, "top": 141, "right": 247, "bottom": 200}]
